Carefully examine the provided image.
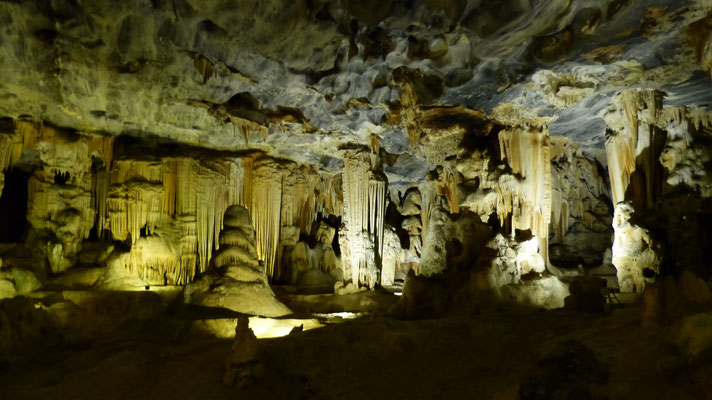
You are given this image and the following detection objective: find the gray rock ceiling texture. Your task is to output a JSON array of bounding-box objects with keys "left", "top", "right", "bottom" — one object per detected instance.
[{"left": 1, "top": 0, "right": 712, "bottom": 180}]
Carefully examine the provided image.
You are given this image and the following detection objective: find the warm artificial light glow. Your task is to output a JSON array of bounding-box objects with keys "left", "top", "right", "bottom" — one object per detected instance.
[
  {"left": 193, "top": 317, "right": 324, "bottom": 339},
  {"left": 313, "top": 312, "right": 361, "bottom": 320}
]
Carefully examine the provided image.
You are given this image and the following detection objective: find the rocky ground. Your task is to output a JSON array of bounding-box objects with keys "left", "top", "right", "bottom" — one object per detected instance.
[{"left": 1, "top": 292, "right": 709, "bottom": 400}]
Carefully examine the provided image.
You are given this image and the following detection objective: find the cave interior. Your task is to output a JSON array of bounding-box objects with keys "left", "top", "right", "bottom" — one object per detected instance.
[{"left": 1, "top": 0, "right": 712, "bottom": 399}]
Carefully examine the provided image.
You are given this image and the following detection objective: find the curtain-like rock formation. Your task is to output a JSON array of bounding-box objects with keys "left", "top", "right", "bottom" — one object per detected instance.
[
  {"left": 107, "top": 156, "right": 242, "bottom": 284},
  {"left": 341, "top": 149, "right": 387, "bottom": 288},
  {"left": 1, "top": 118, "right": 341, "bottom": 286}
]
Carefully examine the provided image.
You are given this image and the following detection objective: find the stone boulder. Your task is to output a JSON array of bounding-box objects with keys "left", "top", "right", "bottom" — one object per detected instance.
[
  {"left": 0, "top": 297, "right": 56, "bottom": 355},
  {"left": 666, "top": 312, "right": 712, "bottom": 360},
  {"left": 564, "top": 276, "right": 607, "bottom": 313},
  {"left": 519, "top": 340, "right": 609, "bottom": 400},
  {"left": 679, "top": 270, "right": 712, "bottom": 305},
  {"left": 501, "top": 276, "right": 570, "bottom": 310},
  {"left": 642, "top": 271, "right": 712, "bottom": 328}
]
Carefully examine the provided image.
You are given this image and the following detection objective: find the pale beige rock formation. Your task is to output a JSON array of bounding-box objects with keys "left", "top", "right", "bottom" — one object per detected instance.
[
  {"left": 341, "top": 149, "right": 387, "bottom": 288},
  {"left": 611, "top": 202, "right": 661, "bottom": 293},
  {"left": 184, "top": 205, "right": 291, "bottom": 317}
]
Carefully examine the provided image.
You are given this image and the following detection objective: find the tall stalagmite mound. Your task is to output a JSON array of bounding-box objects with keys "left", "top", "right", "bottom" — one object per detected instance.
[{"left": 184, "top": 205, "right": 291, "bottom": 317}]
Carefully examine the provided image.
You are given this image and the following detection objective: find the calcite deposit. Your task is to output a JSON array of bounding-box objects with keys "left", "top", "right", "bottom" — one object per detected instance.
[
  {"left": 1, "top": 0, "right": 712, "bottom": 398},
  {"left": 184, "top": 205, "right": 291, "bottom": 317}
]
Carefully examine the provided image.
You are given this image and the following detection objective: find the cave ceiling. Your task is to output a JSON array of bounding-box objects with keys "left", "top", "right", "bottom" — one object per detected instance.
[{"left": 1, "top": 0, "right": 711, "bottom": 183}]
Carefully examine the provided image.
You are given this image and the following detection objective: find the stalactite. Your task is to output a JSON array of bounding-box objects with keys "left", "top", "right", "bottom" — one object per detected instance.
[
  {"left": 368, "top": 174, "right": 387, "bottom": 258},
  {"left": 341, "top": 150, "right": 387, "bottom": 287},
  {"left": 229, "top": 116, "right": 268, "bottom": 144},
  {"left": 108, "top": 157, "right": 244, "bottom": 282},
  {"left": 497, "top": 126, "right": 552, "bottom": 264},
  {"left": 342, "top": 153, "right": 370, "bottom": 284},
  {"left": 401, "top": 84, "right": 422, "bottom": 147},
  {"left": 605, "top": 89, "right": 665, "bottom": 207},
  {"left": 87, "top": 136, "right": 114, "bottom": 167},
  {"left": 437, "top": 163, "right": 462, "bottom": 213},
  {"left": 0, "top": 134, "right": 12, "bottom": 194},
  {"left": 242, "top": 157, "right": 254, "bottom": 208},
  {"left": 419, "top": 183, "right": 436, "bottom": 248},
  {"left": 92, "top": 168, "right": 109, "bottom": 237},
  {"left": 247, "top": 158, "right": 285, "bottom": 279},
  {"left": 192, "top": 52, "right": 216, "bottom": 84}
]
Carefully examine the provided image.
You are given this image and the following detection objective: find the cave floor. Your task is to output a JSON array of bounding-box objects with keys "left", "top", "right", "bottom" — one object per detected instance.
[{"left": 0, "top": 304, "right": 709, "bottom": 400}]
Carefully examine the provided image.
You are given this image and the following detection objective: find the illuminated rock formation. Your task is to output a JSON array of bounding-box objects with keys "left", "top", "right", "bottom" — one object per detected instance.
[
  {"left": 1, "top": 120, "right": 112, "bottom": 273},
  {"left": 611, "top": 203, "right": 662, "bottom": 293},
  {"left": 184, "top": 205, "right": 291, "bottom": 317},
  {"left": 604, "top": 89, "right": 712, "bottom": 288},
  {"left": 0, "top": 0, "right": 708, "bottom": 334},
  {"left": 106, "top": 155, "right": 242, "bottom": 284},
  {"left": 341, "top": 149, "right": 387, "bottom": 288}
]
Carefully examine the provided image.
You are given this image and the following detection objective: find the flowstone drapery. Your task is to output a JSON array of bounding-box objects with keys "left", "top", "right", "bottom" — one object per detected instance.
[{"left": 341, "top": 149, "right": 387, "bottom": 289}]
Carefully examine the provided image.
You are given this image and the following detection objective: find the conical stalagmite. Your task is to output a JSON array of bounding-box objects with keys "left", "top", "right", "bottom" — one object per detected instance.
[{"left": 184, "top": 205, "right": 291, "bottom": 317}]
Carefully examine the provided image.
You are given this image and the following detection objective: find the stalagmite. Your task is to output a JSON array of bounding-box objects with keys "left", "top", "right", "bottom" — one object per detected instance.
[
  {"left": 611, "top": 202, "right": 661, "bottom": 293},
  {"left": 184, "top": 205, "right": 291, "bottom": 317}
]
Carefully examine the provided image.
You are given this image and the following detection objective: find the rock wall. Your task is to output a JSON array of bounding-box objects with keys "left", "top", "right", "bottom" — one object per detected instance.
[
  {"left": 1, "top": 120, "right": 113, "bottom": 273},
  {"left": 548, "top": 137, "right": 612, "bottom": 267}
]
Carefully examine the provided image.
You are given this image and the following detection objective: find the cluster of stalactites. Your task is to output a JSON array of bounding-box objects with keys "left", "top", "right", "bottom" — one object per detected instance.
[
  {"left": 342, "top": 150, "right": 387, "bottom": 287},
  {"left": 1, "top": 120, "right": 113, "bottom": 246},
  {"left": 605, "top": 89, "right": 712, "bottom": 207},
  {"left": 497, "top": 127, "right": 552, "bottom": 243},
  {"left": 549, "top": 136, "right": 609, "bottom": 243},
  {"left": 230, "top": 116, "right": 268, "bottom": 145},
  {"left": 0, "top": 119, "right": 113, "bottom": 186},
  {"left": 605, "top": 89, "right": 665, "bottom": 207},
  {"left": 0, "top": 117, "right": 343, "bottom": 286},
  {"left": 123, "top": 236, "right": 186, "bottom": 285},
  {"left": 245, "top": 158, "right": 284, "bottom": 279},
  {"left": 108, "top": 157, "right": 243, "bottom": 282},
  {"left": 243, "top": 157, "right": 343, "bottom": 280},
  {"left": 280, "top": 165, "right": 342, "bottom": 237},
  {"left": 660, "top": 107, "right": 712, "bottom": 197}
]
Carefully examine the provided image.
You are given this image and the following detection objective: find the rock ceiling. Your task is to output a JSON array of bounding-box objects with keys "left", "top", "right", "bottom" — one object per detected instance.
[{"left": 1, "top": 0, "right": 711, "bottom": 181}]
